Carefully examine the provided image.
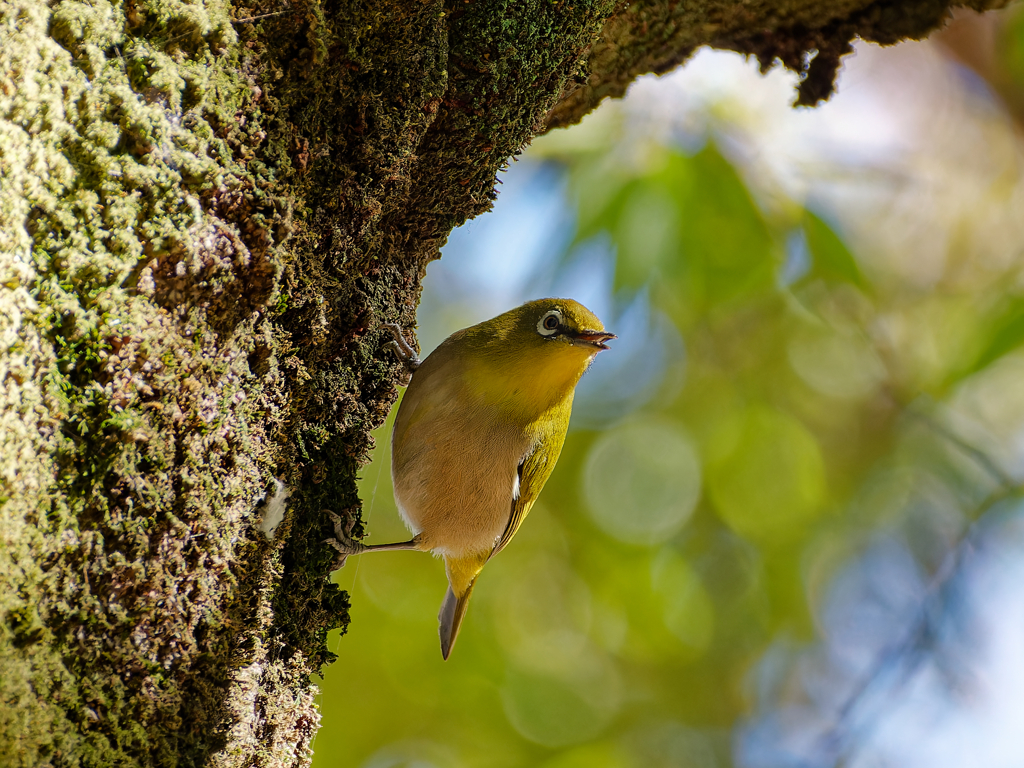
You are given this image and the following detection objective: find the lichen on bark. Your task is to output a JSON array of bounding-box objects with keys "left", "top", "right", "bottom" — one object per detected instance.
[{"left": 2, "top": 0, "right": 303, "bottom": 763}]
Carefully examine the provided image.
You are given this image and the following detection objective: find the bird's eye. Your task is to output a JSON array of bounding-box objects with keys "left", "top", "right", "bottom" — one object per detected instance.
[{"left": 537, "top": 310, "right": 562, "bottom": 337}]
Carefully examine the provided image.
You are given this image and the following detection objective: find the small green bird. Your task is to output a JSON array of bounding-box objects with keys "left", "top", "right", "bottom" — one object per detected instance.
[{"left": 328, "top": 298, "right": 614, "bottom": 659}]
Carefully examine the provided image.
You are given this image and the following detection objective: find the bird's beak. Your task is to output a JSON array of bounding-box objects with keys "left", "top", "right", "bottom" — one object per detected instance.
[{"left": 573, "top": 330, "right": 616, "bottom": 351}]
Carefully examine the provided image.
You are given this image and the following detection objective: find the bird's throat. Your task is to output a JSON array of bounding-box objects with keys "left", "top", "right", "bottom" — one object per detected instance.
[{"left": 468, "top": 345, "right": 593, "bottom": 421}]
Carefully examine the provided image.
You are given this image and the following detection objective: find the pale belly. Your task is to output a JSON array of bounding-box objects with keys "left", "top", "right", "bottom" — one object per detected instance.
[{"left": 391, "top": 396, "right": 532, "bottom": 558}]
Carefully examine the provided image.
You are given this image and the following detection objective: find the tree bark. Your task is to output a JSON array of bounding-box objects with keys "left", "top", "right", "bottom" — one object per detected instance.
[{"left": 0, "top": 0, "right": 1005, "bottom": 765}]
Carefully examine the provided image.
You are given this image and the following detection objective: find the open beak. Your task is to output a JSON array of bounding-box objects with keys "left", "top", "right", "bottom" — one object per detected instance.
[{"left": 573, "top": 330, "right": 616, "bottom": 351}]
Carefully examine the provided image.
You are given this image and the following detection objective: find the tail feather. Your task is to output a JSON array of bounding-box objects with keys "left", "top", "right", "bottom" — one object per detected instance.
[{"left": 438, "top": 579, "right": 476, "bottom": 660}]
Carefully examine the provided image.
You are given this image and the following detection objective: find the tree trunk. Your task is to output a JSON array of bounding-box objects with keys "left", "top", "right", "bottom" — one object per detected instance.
[{"left": 0, "top": 0, "right": 1005, "bottom": 765}]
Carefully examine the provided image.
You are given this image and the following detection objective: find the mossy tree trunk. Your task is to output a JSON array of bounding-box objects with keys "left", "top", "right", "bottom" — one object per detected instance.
[{"left": 0, "top": 0, "right": 1004, "bottom": 765}]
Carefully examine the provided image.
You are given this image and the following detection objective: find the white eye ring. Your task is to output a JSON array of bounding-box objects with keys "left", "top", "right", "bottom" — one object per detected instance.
[{"left": 537, "top": 309, "right": 562, "bottom": 337}]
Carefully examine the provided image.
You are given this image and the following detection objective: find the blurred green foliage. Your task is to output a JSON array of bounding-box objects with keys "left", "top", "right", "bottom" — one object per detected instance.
[{"left": 312, "top": 27, "right": 1024, "bottom": 768}]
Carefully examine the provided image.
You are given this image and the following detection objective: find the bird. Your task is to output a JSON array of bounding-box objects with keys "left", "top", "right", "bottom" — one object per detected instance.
[{"left": 327, "top": 298, "right": 615, "bottom": 659}]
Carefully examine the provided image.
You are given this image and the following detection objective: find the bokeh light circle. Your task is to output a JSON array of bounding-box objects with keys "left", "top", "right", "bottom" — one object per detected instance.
[
  {"left": 583, "top": 420, "right": 701, "bottom": 545},
  {"left": 706, "top": 406, "right": 826, "bottom": 541},
  {"left": 501, "top": 650, "right": 622, "bottom": 748},
  {"left": 788, "top": 326, "right": 886, "bottom": 400}
]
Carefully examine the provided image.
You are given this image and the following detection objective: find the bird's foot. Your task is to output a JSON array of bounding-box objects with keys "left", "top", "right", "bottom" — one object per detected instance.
[
  {"left": 384, "top": 323, "right": 420, "bottom": 385},
  {"left": 325, "top": 510, "right": 364, "bottom": 570}
]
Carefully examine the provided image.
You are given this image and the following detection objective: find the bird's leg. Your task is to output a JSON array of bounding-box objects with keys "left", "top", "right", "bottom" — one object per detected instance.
[
  {"left": 384, "top": 323, "right": 420, "bottom": 369},
  {"left": 326, "top": 510, "right": 420, "bottom": 570},
  {"left": 384, "top": 323, "right": 420, "bottom": 386}
]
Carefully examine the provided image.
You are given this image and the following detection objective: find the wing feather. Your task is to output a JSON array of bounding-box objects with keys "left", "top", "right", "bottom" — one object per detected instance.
[{"left": 491, "top": 418, "right": 568, "bottom": 557}]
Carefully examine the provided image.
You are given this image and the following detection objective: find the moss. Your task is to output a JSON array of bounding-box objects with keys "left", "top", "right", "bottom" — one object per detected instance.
[{"left": 2, "top": 0, "right": 296, "bottom": 764}]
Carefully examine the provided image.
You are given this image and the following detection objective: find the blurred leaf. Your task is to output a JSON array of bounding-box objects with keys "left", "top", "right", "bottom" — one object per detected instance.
[
  {"left": 800, "top": 211, "right": 868, "bottom": 290},
  {"left": 943, "top": 296, "right": 1024, "bottom": 387},
  {"left": 612, "top": 181, "right": 679, "bottom": 289},
  {"left": 668, "top": 146, "right": 777, "bottom": 315},
  {"left": 567, "top": 144, "right": 777, "bottom": 323},
  {"left": 570, "top": 156, "right": 635, "bottom": 244},
  {"left": 1000, "top": 6, "right": 1024, "bottom": 87},
  {"left": 968, "top": 297, "right": 1024, "bottom": 373}
]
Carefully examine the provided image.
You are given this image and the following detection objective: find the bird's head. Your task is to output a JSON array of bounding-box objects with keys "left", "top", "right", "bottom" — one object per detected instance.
[
  {"left": 522, "top": 298, "right": 616, "bottom": 353},
  {"left": 461, "top": 299, "right": 615, "bottom": 414}
]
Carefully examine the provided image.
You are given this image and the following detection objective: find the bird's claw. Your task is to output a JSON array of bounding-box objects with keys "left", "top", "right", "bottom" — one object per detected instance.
[
  {"left": 325, "top": 510, "right": 363, "bottom": 570},
  {"left": 384, "top": 323, "right": 421, "bottom": 385}
]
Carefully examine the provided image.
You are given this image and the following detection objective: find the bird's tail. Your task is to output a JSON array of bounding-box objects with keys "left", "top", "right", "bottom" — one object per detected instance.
[
  {"left": 438, "top": 555, "right": 484, "bottom": 660},
  {"left": 438, "top": 580, "right": 476, "bottom": 660}
]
